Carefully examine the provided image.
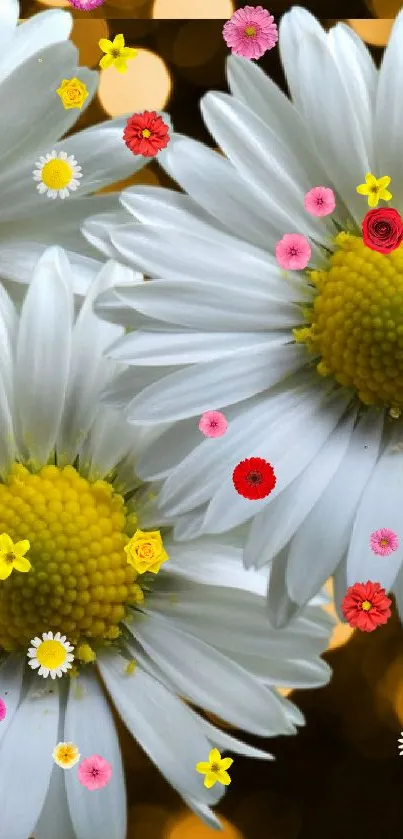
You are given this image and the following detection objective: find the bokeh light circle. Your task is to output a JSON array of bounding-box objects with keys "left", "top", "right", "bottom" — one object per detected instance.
[
  {"left": 347, "top": 18, "right": 393, "bottom": 46},
  {"left": 71, "top": 19, "right": 109, "bottom": 67},
  {"left": 153, "top": 0, "right": 233, "bottom": 18},
  {"left": 166, "top": 812, "right": 244, "bottom": 839},
  {"left": 98, "top": 48, "right": 171, "bottom": 117}
]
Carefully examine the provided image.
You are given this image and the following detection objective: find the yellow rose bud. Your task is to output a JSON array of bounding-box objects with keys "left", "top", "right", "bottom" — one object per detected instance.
[
  {"left": 124, "top": 529, "right": 169, "bottom": 575},
  {"left": 56, "top": 78, "right": 89, "bottom": 110}
]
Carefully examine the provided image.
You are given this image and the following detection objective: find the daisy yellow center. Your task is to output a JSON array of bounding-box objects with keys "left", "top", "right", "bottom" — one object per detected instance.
[
  {"left": 56, "top": 744, "right": 77, "bottom": 764},
  {"left": 111, "top": 49, "right": 121, "bottom": 57},
  {"left": 142, "top": 129, "right": 151, "bottom": 138},
  {"left": 361, "top": 600, "right": 372, "bottom": 611},
  {"left": 41, "top": 160, "right": 73, "bottom": 190},
  {"left": 294, "top": 232, "right": 403, "bottom": 413},
  {"left": 36, "top": 639, "right": 68, "bottom": 668},
  {"left": 244, "top": 26, "right": 256, "bottom": 36},
  {"left": 0, "top": 463, "right": 140, "bottom": 651},
  {"left": 380, "top": 538, "right": 389, "bottom": 547}
]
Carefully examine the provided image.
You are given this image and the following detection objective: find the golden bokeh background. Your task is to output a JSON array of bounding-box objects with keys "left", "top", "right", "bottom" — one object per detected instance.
[{"left": 18, "top": 2, "right": 403, "bottom": 837}]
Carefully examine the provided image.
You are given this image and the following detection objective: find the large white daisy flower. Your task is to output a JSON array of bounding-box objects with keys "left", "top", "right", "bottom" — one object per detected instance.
[
  {"left": 0, "top": 246, "right": 333, "bottom": 839},
  {"left": 86, "top": 8, "right": 403, "bottom": 626},
  {"left": 0, "top": 0, "right": 159, "bottom": 296}
]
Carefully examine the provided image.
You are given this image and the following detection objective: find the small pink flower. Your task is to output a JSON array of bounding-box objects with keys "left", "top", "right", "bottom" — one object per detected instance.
[
  {"left": 370, "top": 528, "right": 399, "bottom": 556},
  {"left": 78, "top": 755, "right": 112, "bottom": 790},
  {"left": 304, "top": 186, "right": 336, "bottom": 217},
  {"left": 68, "top": 0, "right": 105, "bottom": 9},
  {"left": 0, "top": 698, "right": 6, "bottom": 721},
  {"left": 199, "top": 411, "right": 228, "bottom": 438},
  {"left": 275, "top": 233, "right": 311, "bottom": 271},
  {"left": 222, "top": 6, "right": 278, "bottom": 60}
]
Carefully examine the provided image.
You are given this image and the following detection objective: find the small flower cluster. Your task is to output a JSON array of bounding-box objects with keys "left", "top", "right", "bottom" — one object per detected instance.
[{"left": 53, "top": 743, "right": 112, "bottom": 790}]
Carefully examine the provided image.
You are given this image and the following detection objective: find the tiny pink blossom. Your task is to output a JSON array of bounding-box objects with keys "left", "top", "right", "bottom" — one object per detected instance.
[
  {"left": 222, "top": 6, "right": 278, "bottom": 60},
  {"left": 275, "top": 233, "right": 311, "bottom": 271},
  {"left": 0, "top": 698, "right": 6, "bottom": 721},
  {"left": 68, "top": 0, "right": 105, "bottom": 9},
  {"left": 199, "top": 411, "right": 228, "bottom": 438},
  {"left": 304, "top": 186, "right": 336, "bottom": 217},
  {"left": 78, "top": 755, "right": 112, "bottom": 790},
  {"left": 370, "top": 528, "right": 399, "bottom": 556}
]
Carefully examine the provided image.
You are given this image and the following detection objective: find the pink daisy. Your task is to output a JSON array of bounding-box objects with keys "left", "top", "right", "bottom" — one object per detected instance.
[
  {"left": 78, "top": 755, "right": 112, "bottom": 790},
  {"left": 67, "top": 0, "right": 105, "bottom": 9},
  {"left": 370, "top": 528, "right": 399, "bottom": 556},
  {"left": 199, "top": 410, "right": 228, "bottom": 438},
  {"left": 0, "top": 697, "right": 6, "bottom": 721},
  {"left": 304, "top": 186, "right": 336, "bottom": 217},
  {"left": 222, "top": 6, "right": 278, "bottom": 60},
  {"left": 275, "top": 233, "right": 311, "bottom": 271}
]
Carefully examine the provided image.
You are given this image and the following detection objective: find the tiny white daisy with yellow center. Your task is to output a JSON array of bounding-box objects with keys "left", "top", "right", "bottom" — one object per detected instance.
[
  {"left": 27, "top": 631, "right": 74, "bottom": 679},
  {"left": 53, "top": 741, "right": 81, "bottom": 769},
  {"left": 32, "top": 150, "right": 82, "bottom": 200}
]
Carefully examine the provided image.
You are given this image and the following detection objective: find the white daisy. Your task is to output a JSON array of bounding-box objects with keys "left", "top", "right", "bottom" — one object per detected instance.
[
  {"left": 398, "top": 732, "right": 403, "bottom": 755},
  {"left": 0, "top": 0, "right": 167, "bottom": 295},
  {"left": 0, "top": 245, "right": 333, "bottom": 838},
  {"left": 27, "top": 631, "right": 75, "bottom": 678},
  {"left": 87, "top": 9, "right": 403, "bottom": 626},
  {"left": 33, "top": 150, "right": 82, "bottom": 200}
]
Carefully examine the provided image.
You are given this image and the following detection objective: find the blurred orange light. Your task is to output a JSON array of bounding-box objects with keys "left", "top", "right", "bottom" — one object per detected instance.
[
  {"left": 166, "top": 812, "right": 243, "bottom": 839},
  {"left": 153, "top": 0, "right": 234, "bottom": 18},
  {"left": 98, "top": 48, "right": 171, "bottom": 117},
  {"left": 324, "top": 579, "right": 354, "bottom": 651},
  {"left": 347, "top": 19, "right": 394, "bottom": 46}
]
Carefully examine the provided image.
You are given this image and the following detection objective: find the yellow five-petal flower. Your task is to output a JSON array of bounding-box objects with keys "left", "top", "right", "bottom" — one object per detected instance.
[
  {"left": 195, "top": 748, "right": 233, "bottom": 789},
  {"left": 99, "top": 34, "right": 137, "bottom": 74},
  {"left": 0, "top": 533, "right": 31, "bottom": 581},
  {"left": 356, "top": 172, "right": 392, "bottom": 207}
]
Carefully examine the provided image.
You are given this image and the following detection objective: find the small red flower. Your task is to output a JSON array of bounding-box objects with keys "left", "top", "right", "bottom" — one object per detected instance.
[
  {"left": 341, "top": 580, "right": 392, "bottom": 632},
  {"left": 362, "top": 207, "right": 403, "bottom": 254},
  {"left": 123, "top": 111, "right": 170, "bottom": 158},
  {"left": 232, "top": 457, "right": 276, "bottom": 500}
]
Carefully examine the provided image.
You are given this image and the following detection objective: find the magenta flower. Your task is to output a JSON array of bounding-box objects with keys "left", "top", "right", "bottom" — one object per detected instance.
[
  {"left": 222, "top": 6, "right": 278, "bottom": 60},
  {"left": 370, "top": 528, "right": 399, "bottom": 556},
  {"left": 304, "top": 186, "right": 336, "bottom": 217},
  {"left": 199, "top": 410, "right": 228, "bottom": 438},
  {"left": 0, "top": 697, "right": 6, "bottom": 722},
  {"left": 67, "top": 0, "right": 105, "bottom": 9},
  {"left": 275, "top": 233, "right": 311, "bottom": 271},
  {"left": 78, "top": 755, "right": 112, "bottom": 790}
]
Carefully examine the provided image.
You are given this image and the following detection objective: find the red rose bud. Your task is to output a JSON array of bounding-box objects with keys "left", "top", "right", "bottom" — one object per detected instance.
[{"left": 362, "top": 207, "right": 403, "bottom": 254}]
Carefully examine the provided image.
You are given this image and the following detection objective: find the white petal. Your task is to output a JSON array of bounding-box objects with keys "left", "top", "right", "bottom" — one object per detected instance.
[
  {"left": 0, "top": 678, "right": 60, "bottom": 839},
  {"left": 124, "top": 344, "right": 304, "bottom": 424},
  {"left": 286, "top": 408, "right": 384, "bottom": 606},
  {"left": 375, "top": 10, "right": 403, "bottom": 207},
  {"left": 162, "top": 536, "right": 266, "bottom": 594},
  {"left": 346, "top": 430, "right": 403, "bottom": 591},
  {"left": 34, "top": 765, "right": 76, "bottom": 839},
  {"left": 244, "top": 408, "right": 357, "bottom": 568},
  {"left": 0, "top": 655, "right": 24, "bottom": 747},
  {"left": 0, "top": 9, "right": 72, "bottom": 83},
  {"left": 192, "top": 712, "right": 274, "bottom": 760},
  {"left": 15, "top": 247, "right": 73, "bottom": 465},
  {"left": 202, "top": 389, "right": 350, "bottom": 533},
  {"left": 64, "top": 669, "right": 126, "bottom": 839},
  {"left": 0, "top": 0, "right": 18, "bottom": 55},
  {"left": 98, "top": 652, "right": 223, "bottom": 806},
  {"left": 134, "top": 612, "right": 295, "bottom": 736},
  {"left": 279, "top": 8, "right": 327, "bottom": 110}
]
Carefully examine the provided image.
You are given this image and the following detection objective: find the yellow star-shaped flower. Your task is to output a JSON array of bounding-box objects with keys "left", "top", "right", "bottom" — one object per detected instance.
[
  {"left": 195, "top": 748, "right": 233, "bottom": 789},
  {"left": 0, "top": 533, "right": 31, "bottom": 581},
  {"left": 98, "top": 34, "right": 137, "bottom": 74},
  {"left": 356, "top": 172, "right": 392, "bottom": 208}
]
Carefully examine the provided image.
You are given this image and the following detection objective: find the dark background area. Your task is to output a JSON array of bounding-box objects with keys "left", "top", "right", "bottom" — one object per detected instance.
[{"left": 19, "top": 3, "right": 403, "bottom": 838}]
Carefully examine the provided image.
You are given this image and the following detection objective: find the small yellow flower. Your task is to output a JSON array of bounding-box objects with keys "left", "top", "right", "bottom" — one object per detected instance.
[
  {"left": 195, "top": 748, "right": 233, "bottom": 789},
  {"left": 56, "top": 78, "right": 89, "bottom": 110},
  {"left": 53, "top": 741, "right": 81, "bottom": 769},
  {"left": 0, "top": 533, "right": 31, "bottom": 581},
  {"left": 124, "top": 529, "right": 169, "bottom": 575},
  {"left": 356, "top": 172, "right": 392, "bottom": 207},
  {"left": 99, "top": 34, "right": 137, "bottom": 74},
  {"left": 76, "top": 642, "right": 96, "bottom": 663}
]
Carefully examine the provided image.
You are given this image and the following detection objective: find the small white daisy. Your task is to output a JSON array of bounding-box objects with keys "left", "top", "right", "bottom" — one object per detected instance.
[
  {"left": 32, "top": 150, "right": 82, "bottom": 200},
  {"left": 398, "top": 732, "right": 403, "bottom": 755},
  {"left": 27, "top": 631, "right": 75, "bottom": 679}
]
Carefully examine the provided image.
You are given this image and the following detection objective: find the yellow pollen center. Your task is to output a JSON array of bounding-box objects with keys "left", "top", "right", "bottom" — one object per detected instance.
[
  {"left": 41, "top": 159, "right": 73, "bottom": 190},
  {"left": 0, "top": 463, "right": 140, "bottom": 651},
  {"left": 211, "top": 763, "right": 220, "bottom": 772},
  {"left": 244, "top": 26, "right": 256, "bottom": 36},
  {"left": 110, "top": 48, "right": 121, "bottom": 57},
  {"left": 380, "top": 538, "right": 389, "bottom": 547},
  {"left": 36, "top": 639, "right": 67, "bottom": 668},
  {"left": 293, "top": 232, "right": 403, "bottom": 412},
  {"left": 361, "top": 600, "right": 372, "bottom": 611},
  {"left": 5, "top": 553, "right": 15, "bottom": 565},
  {"left": 142, "top": 128, "right": 151, "bottom": 138}
]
